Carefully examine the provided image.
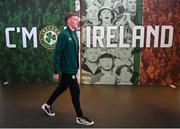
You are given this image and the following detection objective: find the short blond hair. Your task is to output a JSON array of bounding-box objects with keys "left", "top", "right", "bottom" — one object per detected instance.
[{"left": 65, "top": 12, "right": 79, "bottom": 22}]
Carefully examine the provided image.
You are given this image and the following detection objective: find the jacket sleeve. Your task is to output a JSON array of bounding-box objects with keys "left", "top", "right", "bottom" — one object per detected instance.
[{"left": 53, "top": 33, "right": 66, "bottom": 74}]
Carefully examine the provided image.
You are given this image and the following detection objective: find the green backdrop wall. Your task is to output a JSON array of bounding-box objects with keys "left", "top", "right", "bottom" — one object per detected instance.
[{"left": 0, "top": 0, "right": 75, "bottom": 83}]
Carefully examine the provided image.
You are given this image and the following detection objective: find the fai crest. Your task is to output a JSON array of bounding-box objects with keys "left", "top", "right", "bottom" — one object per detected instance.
[{"left": 39, "top": 26, "right": 60, "bottom": 49}]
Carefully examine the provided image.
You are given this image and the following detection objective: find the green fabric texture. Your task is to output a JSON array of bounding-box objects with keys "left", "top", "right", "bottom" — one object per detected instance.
[{"left": 53, "top": 27, "right": 79, "bottom": 74}]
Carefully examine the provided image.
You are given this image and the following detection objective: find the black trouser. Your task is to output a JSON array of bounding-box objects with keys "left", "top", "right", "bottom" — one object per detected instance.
[{"left": 47, "top": 73, "right": 83, "bottom": 117}]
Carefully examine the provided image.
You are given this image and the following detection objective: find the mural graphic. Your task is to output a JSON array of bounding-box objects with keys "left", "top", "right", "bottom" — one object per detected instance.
[
  {"left": 80, "top": 0, "right": 140, "bottom": 85},
  {"left": 0, "top": 0, "right": 75, "bottom": 83},
  {"left": 141, "top": 0, "right": 180, "bottom": 85},
  {"left": 0, "top": 0, "right": 178, "bottom": 86}
]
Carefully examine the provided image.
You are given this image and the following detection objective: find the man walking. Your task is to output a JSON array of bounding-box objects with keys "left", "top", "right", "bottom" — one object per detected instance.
[{"left": 41, "top": 12, "right": 94, "bottom": 126}]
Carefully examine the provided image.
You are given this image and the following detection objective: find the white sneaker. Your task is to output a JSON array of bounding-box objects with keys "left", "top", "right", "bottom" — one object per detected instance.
[
  {"left": 76, "top": 116, "right": 94, "bottom": 126},
  {"left": 41, "top": 103, "right": 55, "bottom": 117},
  {"left": 2, "top": 81, "right": 9, "bottom": 85}
]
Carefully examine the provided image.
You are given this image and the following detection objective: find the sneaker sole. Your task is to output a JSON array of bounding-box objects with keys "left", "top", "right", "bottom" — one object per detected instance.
[
  {"left": 41, "top": 105, "right": 55, "bottom": 117},
  {"left": 76, "top": 120, "right": 94, "bottom": 126}
]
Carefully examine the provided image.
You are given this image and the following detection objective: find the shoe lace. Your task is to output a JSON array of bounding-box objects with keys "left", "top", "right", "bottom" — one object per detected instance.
[
  {"left": 82, "top": 116, "right": 92, "bottom": 122},
  {"left": 45, "top": 105, "right": 54, "bottom": 113},
  {"left": 49, "top": 107, "right": 54, "bottom": 113}
]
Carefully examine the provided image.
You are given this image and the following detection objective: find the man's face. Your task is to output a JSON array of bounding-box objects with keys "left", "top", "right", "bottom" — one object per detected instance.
[
  {"left": 68, "top": 16, "right": 79, "bottom": 29},
  {"left": 126, "top": 0, "right": 136, "bottom": 16},
  {"left": 118, "top": 66, "right": 132, "bottom": 83},
  {"left": 85, "top": 48, "right": 99, "bottom": 63},
  {"left": 99, "top": 58, "right": 113, "bottom": 71},
  {"left": 100, "top": 9, "right": 113, "bottom": 25}
]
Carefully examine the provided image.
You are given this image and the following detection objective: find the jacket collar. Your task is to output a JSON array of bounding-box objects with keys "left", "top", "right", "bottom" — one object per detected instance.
[{"left": 66, "top": 26, "right": 75, "bottom": 33}]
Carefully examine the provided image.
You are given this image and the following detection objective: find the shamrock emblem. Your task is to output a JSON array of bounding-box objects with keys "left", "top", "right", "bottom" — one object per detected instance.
[{"left": 45, "top": 32, "right": 56, "bottom": 44}]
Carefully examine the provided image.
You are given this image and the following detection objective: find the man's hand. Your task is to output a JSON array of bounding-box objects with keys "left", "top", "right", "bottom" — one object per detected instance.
[{"left": 53, "top": 74, "right": 59, "bottom": 81}]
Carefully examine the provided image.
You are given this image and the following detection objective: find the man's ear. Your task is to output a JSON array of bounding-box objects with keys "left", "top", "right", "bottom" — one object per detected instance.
[
  {"left": 97, "top": 62, "right": 101, "bottom": 67},
  {"left": 99, "top": 15, "right": 102, "bottom": 20},
  {"left": 67, "top": 18, "right": 70, "bottom": 24}
]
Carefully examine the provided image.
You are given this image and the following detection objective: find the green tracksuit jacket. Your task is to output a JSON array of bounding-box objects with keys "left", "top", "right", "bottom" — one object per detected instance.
[{"left": 53, "top": 27, "right": 79, "bottom": 74}]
